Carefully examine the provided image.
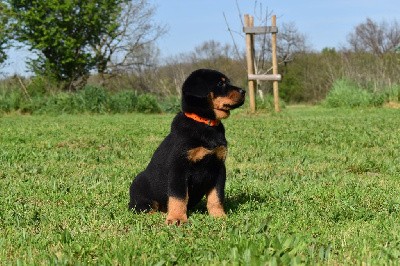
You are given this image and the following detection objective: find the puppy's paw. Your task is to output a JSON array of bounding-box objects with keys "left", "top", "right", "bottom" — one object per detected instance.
[
  {"left": 166, "top": 196, "right": 188, "bottom": 225},
  {"left": 165, "top": 214, "right": 188, "bottom": 225},
  {"left": 206, "top": 188, "right": 226, "bottom": 218},
  {"left": 209, "top": 208, "right": 227, "bottom": 218}
]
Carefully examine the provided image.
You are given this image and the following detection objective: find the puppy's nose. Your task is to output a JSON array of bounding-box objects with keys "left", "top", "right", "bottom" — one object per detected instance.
[{"left": 239, "top": 89, "right": 246, "bottom": 96}]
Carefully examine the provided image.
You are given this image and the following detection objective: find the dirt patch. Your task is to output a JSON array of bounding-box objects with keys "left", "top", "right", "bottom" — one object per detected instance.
[{"left": 384, "top": 101, "right": 400, "bottom": 109}]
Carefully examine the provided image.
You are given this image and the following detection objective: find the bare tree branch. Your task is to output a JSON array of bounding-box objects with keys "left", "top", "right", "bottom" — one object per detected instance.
[
  {"left": 91, "top": 0, "right": 167, "bottom": 82},
  {"left": 347, "top": 18, "right": 400, "bottom": 56},
  {"left": 223, "top": 12, "right": 245, "bottom": 63}
]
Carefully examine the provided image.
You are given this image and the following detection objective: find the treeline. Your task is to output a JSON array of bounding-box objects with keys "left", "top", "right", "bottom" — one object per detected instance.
[
  {"left": 279, "top": 49, "right": 400, "bottom": 104},
  {"left": 1, "top": 48, "right": 398, "bottom": 114},
  {"left": 0, "top": 0, "right": 399, "bottom": 113},
  {"left": 84, "top": 46, "right": 400, "bottom": 105}
]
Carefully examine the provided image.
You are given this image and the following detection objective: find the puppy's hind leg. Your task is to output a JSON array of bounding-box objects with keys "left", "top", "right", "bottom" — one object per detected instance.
[
  {"left": 129, "top": 174, "right": 154, "bottom": 213},
  {"left": 129, "top": 195, "right": 154, "bottom": 212}
]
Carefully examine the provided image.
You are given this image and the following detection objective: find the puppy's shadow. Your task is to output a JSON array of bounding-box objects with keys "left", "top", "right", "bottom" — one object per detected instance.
[
  {"left": 225, "top": 192, "right": 267, "bottom": 213},
  {"left": 189, "top": 192, "right": 267, "bottom": 215}
]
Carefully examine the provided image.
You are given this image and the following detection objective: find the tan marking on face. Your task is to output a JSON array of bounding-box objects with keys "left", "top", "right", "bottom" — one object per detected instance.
[
  {"left": 210, "top": 90, "right": 244, "bottom": 120},
  {"left": 227, "top": 90, "right": 244, "bottom": 102},
  {"left": 212, "top": 96, "right": 237, "bottom": 109},
  {"left": 165, "top": 194, "right": 188, "bottom": 225},
  {"left": 207, "top": 188, "right": 226, "bottom": 218},
  {"left": 213, "top": 107, "right": 231, "bottom": 119},
  {"left": 187, "top": 146, "right": 227, "bottom": 162}
]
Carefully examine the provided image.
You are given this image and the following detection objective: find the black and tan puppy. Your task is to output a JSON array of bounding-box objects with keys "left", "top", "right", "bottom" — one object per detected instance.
[{"left": 129, "top": 69, "right": 245, "bottom": 224}]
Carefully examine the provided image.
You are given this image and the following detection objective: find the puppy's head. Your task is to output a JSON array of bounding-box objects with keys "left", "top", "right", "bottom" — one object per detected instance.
[{"left": 182, "top": 69, "right": 246, "bottom": 120}]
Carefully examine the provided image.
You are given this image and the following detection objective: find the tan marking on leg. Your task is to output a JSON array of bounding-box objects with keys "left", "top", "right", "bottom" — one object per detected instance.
[
  {"left": 214, "top": 146, "right": 227, "bottom": 161},
  {"left": 187, "top": 147, "right": 213, "bottom": 162},
  {"left": 207, "top": 188, "right": 226, "bottom": 218},
  {"left": 165, "top": 195, "right": 188, "bottom": 225}
]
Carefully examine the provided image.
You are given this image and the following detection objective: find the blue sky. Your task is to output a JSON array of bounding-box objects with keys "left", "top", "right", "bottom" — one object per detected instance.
[
  {"left": 3, "top": 0, "right": 400, "bottom": 76},
  {"left": 153, "top": 0, "right": 400, "bottom": 56}
]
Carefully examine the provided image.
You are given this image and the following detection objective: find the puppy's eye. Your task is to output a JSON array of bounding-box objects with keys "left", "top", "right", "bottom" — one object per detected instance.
[{"left": 217, "top": 81, "right": 225, "bottom": 87}]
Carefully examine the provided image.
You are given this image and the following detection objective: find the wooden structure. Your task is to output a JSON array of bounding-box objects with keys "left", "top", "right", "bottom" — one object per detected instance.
[{"left": 244, "top": 14, "right": 281, "bottom": 112}]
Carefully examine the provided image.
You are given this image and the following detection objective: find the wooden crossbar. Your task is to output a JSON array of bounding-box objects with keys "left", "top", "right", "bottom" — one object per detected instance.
[
  {"left": 248, "top": 74, "right": 281, "bottom": 81},
  {"left": 243, "top": 26, "right": 278, "bottom": 34}
]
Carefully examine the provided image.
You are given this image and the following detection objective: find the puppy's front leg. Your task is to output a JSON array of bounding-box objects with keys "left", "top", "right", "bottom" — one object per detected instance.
[
  {"left": 165, "top": 193, "right": 188, "bottom": 225},
  {"left": 165, "top": 165, "right": 189, "bottom": 225},
  {"left": 207, "top": 165, "right": 227, "bottom": 218},
  {"left": 207, "top": 187, "right": 226, "bottom": 218}
]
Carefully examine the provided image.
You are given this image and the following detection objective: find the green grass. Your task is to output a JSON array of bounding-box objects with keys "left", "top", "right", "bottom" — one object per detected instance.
[{"left": 1, "top": 107, "right": 400, "bottom": 264}]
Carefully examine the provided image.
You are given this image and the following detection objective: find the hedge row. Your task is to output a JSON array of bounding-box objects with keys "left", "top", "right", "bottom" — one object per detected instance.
[
  {"left": 0, "top": 86, "right": 181, "bottom": 114},
  {"left": 323, "top": 79, "right": 400, "bottom": 108}
]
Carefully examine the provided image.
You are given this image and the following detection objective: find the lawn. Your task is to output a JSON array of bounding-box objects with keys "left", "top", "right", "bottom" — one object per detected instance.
[{"left": 0, "top": 107, "right": 399, "bottom": 264}]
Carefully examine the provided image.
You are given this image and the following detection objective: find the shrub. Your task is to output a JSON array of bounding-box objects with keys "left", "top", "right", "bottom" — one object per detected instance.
[
  {"left": 108, "top": 91, "right": 138, "bottom": 113},
  {"left": 79, "top": 85, "right": 108, "bottom": 113},
  {"left": 324, "top": 79, "right": 376, "bottom": 108},
  {"left": 0, "top": 83, "right": 166, "bottom": 114},
  {"left": 38, "top": 92, "right": 85, "bottom": 114},
  {"left": 242, "top": 94, "right": 286, "bottom": 112},
  {"left": 26, "top": 76, "right": 59, "bottom": 97},
  {"left": 159, "top": 96, "right": 181, "bottom": 113},
  {"left": 383, "top": 84, "right": 400, "bottom": 102},
  {"left": 257, "top": 94, "right": 286, "bottom": 111},
  {"left": 136, "top": 94, "right": 161, "bottom": 113},
  {"left": 0, "top": 90, "right": 23, "bottom": 112},
  {"left": 369, "top": 92, "right": 386, "bottom": 107},
  {"left": 19, "top": 96, "right": 47, "bottom": 114}
]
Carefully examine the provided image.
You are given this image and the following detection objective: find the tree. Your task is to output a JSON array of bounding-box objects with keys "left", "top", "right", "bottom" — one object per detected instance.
[
  {"left": 192, "top": 40, "right": 235, "bottom": 61},
  {"left": 347, "top": 18, "right": 400, "bottom": 56},
  {"left": 8, "top": 0, "right": 127, "bottom": 90},
  {"left": 251, "top": 21, "right": 310, "bottom": 101},
  {"left": 0, "top": 2, "right": 11, "bottom": 69},
  {"left": 189, "top": 41, "right": 244, "bottom": 84},
  {"left": 92, "top": 0, "right": 167, "bottom": 81},
  {"left": 256, "top": 22, "right": 310, "bottom": 69}
]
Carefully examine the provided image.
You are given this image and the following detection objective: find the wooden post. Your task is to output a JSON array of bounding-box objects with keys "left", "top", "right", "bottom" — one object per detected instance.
[
  {"left": 271, "top": 15, "right": 280, "bottom": 112},
  {"left": 243, "top": 14, "right": 280, "bottom": 113},
  {"left": 244, "top": 14, "right": 256, "bottom": 113}
]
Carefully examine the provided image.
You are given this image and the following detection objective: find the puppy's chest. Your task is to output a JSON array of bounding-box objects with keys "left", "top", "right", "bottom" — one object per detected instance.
[{"left": 187, "top": 145, "right": 227, "bottom": 163}]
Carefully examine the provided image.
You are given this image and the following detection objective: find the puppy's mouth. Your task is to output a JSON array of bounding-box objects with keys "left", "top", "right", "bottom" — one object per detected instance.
[
  {"left": 226, "top": 99, "right": 245, "bottom": 109},
  {"left": 217, "top": 98, "right": 245, "bottom": 110},
  {"left": 211, "top": 89, "right": 245, "bottom": 120},
  {"left": 214, "top": 99, "right": 245, "bottom": 115},
  {"left": 214, "top": 108, "right": 231, "bottom": 116}
]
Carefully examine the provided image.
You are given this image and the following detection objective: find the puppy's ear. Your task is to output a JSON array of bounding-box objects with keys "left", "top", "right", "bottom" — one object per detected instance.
[{"left": 182, "top": 69, "right": 213, "bottom": 98}]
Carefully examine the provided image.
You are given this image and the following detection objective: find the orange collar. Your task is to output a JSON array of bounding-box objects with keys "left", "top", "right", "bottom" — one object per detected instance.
[{"left": 184, "top": 112, "right": 220, "bottom": 126}]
